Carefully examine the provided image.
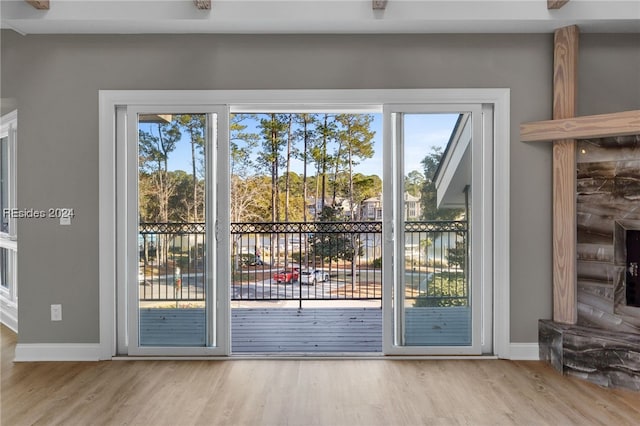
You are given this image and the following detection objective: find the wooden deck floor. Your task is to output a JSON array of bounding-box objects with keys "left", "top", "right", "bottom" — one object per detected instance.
[
  {"left": 232, "top": 308, "right": 382, "bottom": 353},
  {"left": 139, "top": 307, "right": 471, "bottom": 353}
]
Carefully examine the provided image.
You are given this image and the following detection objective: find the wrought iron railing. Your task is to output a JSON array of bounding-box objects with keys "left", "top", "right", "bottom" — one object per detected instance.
[
  {"left": 138, "top": 220, "right": 468, "bottom": 307},
  {"left": 138, "top": 222, "right": 206, "bottom": 302},
  {"left": 231, "top": 222, "right": 384, "bottom": 307}
]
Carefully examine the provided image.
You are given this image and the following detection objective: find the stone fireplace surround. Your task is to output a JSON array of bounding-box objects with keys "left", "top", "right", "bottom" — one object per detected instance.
[{"left": 539, "top": 135, "right": 640, "bottom": 391}]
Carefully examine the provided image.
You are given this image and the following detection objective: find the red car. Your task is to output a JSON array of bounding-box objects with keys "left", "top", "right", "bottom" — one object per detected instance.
[{"left": 273, "top": 268, "right": 299, "bottom": 283}]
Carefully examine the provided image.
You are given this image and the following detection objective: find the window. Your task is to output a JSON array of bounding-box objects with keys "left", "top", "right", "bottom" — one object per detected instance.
[{"left": 0, "top": 110, "right": 18, "bottom": 332}]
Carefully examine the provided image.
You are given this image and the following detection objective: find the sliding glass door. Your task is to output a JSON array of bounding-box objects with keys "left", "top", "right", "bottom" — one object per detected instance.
[
  {"left": 106, "top": 89, "right": 507, "bottom": 358},
  {"left": 123, "top": 106, "right": 229, "bottom": 356},
  {"left": 383, "top": 104, "right": 493, "bottom": 355}
]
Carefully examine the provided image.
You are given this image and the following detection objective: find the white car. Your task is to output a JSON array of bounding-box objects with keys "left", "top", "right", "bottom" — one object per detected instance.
[{"left": 299, "top": 269, "right": 330, "bottom": 285}]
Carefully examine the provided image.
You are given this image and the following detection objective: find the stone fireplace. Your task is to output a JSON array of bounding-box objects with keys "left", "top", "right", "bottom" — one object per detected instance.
[
  {"left": 540, "top": 134, "right": 640, "bottom": 391},
  {"left": 624, "top": 230, "right": 639, "bottom": 308},
  {"left": 576, "top": 135, "right": 640, "bottom": 333}
]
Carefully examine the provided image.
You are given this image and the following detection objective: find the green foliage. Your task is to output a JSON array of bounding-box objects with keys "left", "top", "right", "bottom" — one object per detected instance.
[
  {"left": 446, "top": 242, "right": 467, "bottom": 271},
  {"left": 311, "top": 206, "right": 363, "bottom": 262},
  {"left": 139, "top": 112, "right": 381, "bottom": 226},
  {"left": 352, "top": 173, "right": 382, "bottom": 208},
  {"left": 370, "top": 257, "right": 382, "bottom": 268},
  {"left": 413, "top": 272, "right": 468, "bottom": 307},
  {"left": 404, "top": 170, "right": 425, "bottom": 197},
  {"left": 420, "top": 146, "right": 464, "bottom": 221}
]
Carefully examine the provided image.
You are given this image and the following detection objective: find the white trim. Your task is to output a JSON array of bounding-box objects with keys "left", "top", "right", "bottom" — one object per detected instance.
[
  {"left": 214, "top": 109, "right": 232, "bottom": 353},
  {"left": 15, "top": 343, "right": 102, "bottom": 362},
  {"left": 1, "top": 110, "right": 18, "bottom": 333},
  {"left": 383, "top": 103, "right": 488, "bottom": 356},
  {"left": 99, "top": 93, "right": 117, "bottom": 360},
  {"left": 508, "top": 343, "right": 540, "bottom": 361},
  {"left": 99, "top": 89, "right": 510, "bottom": 359},
  {"left": 121, "top": 105, "right": 230, "bottom": 357},
  {"left": 112, "top": 355, "right": 500, "bottom": 361},
  {"left": 115, "top": 106, "right": 128, "bottom": 355},
  {"left": 492, "top": 89, "right": 511, "bottom": 360},
  {"left": 1, "top": 298, "right": 18, "bottom": 333}
]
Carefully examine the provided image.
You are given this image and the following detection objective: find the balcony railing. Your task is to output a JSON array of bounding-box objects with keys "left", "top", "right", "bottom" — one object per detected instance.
[{"left": 138, "top": 221, "right": 468, "bottom": 307}]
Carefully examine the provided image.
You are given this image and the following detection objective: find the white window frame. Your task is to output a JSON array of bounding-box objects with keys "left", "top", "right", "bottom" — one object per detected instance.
[
  {"left": 99, "top": 89, "right": 510, "bottom": 359},
  {"left": 0, "top": 110, "right": 18, "bottom": 332}
]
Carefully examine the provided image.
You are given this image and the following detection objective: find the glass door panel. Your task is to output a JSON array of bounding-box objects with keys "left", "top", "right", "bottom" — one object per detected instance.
[
  {"left": 384, "top": 105, "right": 485, "bottom": 355},
  {"left": 402, "top": 113, "right": 471, "bottom": 346},
  {"left": 125, "top": 107, "right": 228, "bottom": 355}
]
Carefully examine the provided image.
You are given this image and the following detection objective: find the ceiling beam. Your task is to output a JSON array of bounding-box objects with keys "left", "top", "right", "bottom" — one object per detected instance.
[
  {"left": 548, "top": 0, "right": 570, "bottom": 9},
  {"left": 372, "top": 0, "right": 388, "bottom": 10},
  {"left": 194, "top": 0, "right": 211, "bottom": 10},
  {"left": 25, "top": 0, "right": 49, "bottom": 10},
  {"left": 520, "top": 110, "right": 640, "bottom": 142}
]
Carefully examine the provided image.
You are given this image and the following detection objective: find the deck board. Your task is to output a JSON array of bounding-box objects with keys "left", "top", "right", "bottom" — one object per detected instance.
[{"left": 139, "top": 307, "right": 471, "bottom": 353}]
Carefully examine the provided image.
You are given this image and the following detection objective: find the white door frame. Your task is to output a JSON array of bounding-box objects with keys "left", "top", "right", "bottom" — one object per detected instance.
[
  {"left": 382, "top": 103, "right": 492, "bottom": 355},
  {"left": 121, "top": 105, "right": 229, "bottom": 356},
  {"left": 98, "top": 89, "right": 510, "bottom": 359}
]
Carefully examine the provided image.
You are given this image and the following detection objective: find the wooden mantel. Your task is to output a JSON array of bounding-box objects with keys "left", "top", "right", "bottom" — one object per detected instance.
[{"left": 521, "top": 110, "right": 640, "bottom": 142}]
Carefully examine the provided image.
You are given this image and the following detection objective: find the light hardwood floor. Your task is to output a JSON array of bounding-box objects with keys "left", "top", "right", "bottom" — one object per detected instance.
[{"left": 2, "top": 325, "right": 639, "bottom": 425}]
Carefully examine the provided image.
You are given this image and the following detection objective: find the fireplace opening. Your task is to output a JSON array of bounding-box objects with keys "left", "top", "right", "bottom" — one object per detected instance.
[{"left": 627, "top": 230, "right": 640, "bottom": 307}]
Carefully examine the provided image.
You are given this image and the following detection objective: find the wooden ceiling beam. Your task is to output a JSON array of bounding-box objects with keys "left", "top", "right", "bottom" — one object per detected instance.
[
  {"left": 520, "top": 110, "right": 640, "bottom": 142},
  {"left": 548, "top": 0, "right": 570, "bottom": 9},
  {"left": 25, "top": 0, "right": 49, "bottom": 10},
  {"left": 194, "top": 0, "right": 211, "bottom": 10},
  {"left": 373, "top": 0, "right": 388, "bottom": 10}
]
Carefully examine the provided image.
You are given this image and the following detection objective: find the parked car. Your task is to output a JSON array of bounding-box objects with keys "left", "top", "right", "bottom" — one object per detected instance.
[
  {"left": 236, "top": 253, "right": 264, "bottom": 267},
  {"left": 273, "top": 268, "right": 299, "bottom": 283},
  {"left": 300, "top": 269, "right": 330, "bottom": 285}
]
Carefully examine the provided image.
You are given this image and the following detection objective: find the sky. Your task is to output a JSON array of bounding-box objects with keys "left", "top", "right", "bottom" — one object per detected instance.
[{"left": 143, "top": 113, "right": 459, "bottom": 178}]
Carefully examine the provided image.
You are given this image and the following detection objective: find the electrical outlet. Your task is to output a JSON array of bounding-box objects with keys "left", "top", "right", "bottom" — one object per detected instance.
[{"left": 51, "top": 304, "right": 62, "bottom": 321}]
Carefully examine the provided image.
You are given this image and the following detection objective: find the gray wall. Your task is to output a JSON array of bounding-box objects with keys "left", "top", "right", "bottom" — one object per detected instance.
[{"left": 1, "top": 31, "right": 638, "bottom": 345}]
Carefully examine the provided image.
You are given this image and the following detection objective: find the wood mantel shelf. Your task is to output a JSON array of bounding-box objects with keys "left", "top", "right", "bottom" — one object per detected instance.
[{"left": 520, "top": 110, "right": 640, "bottom": 142}]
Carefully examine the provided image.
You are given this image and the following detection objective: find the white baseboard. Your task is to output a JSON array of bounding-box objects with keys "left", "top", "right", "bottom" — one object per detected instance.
[
  {"left": 12, "top": 341, "right": 539, "bottom": 362},
  {"left": 15, "top": 343, "right": 102, "bottom": 362},
  {"left": 509, "top": 343, "right": 540, "bottom": 360}
]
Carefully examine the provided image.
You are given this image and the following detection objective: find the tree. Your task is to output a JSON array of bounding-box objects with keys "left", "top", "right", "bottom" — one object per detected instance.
[
  {"left": 167, "top": 169, "right": 199, "bottom": 222},
  {"left": 405, "top": 170, "right": 425, "bottom": 198},
  {"left": 177, "top": 114, "right": 206, "bottom": 221},
  {"left": 314, "top": 114, "right": 337, "bottom": 216},
  {"left": 420, "top": 147, "right": 464, "bottom": 221},
  {"left": 446, "top": 241, "right": 467, "bottom": 271},
  {"left": 230, "top": 114, "right": 262, "bottom": 222},
  {"left": 138, "top": 120, "right": 181, "bottom": 267},
  {"left": 352, "top": 174, "right": 382, "bottom": 208},
  {"left": 311, "top": 207, "right": 362, "bottom": 264},
  {"left": 283, "top": 114, "right": 295, "bottom": 222},
  {"left": 335, "top": 114, "right": 375, "bottom": 219},
  {"left": 138, "top": 121, "right": 181, "bottom": 223},
  {"left": 278, "top": 172, "right": 304, "bottom": 221},
  {"left": 257, "top": 114, "right": 288, "bottom": 222},
  {"left": 294, "top": 114, "right": 319, "bottom": 222}
]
